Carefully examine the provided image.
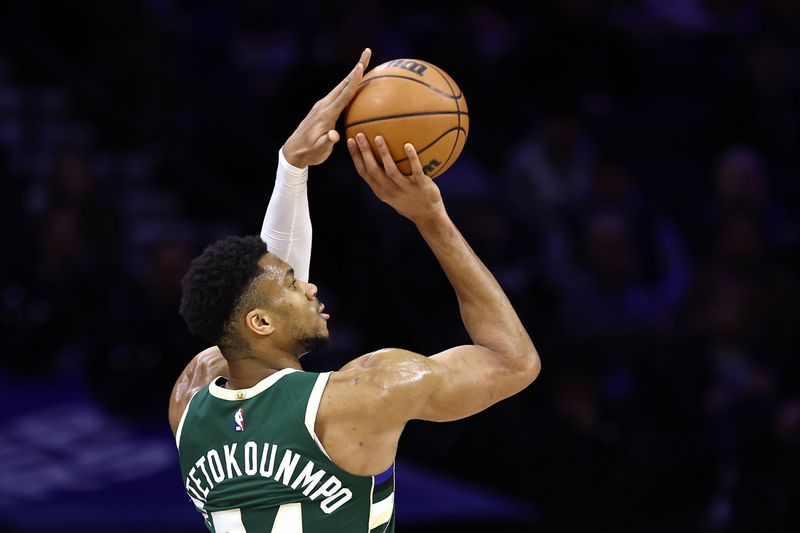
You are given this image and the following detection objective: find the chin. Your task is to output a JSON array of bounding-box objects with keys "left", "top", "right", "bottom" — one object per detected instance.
[{"left": 299, "top": 333, "right": 330, "bottom": 354}]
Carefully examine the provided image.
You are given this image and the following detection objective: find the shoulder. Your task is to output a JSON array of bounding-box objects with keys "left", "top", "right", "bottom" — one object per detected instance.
[
  {"left": 333, "top": 348, "right": 436, "bottom": 386},
  {"left": 168, "top": 346, "right": 228, "bottom": 436},
  {"left": 322, "top": 349, "right": 439, "bottom": 426}
]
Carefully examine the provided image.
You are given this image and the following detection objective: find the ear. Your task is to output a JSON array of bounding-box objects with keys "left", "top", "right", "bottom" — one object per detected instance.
[{"left": 244, "top": 308, "right": 275, "bottom": 336}]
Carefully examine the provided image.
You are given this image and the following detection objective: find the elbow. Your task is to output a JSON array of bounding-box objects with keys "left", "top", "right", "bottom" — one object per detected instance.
[
  {"left": 511, "top": 330, "right": 540, "bottom": 386},
  {"left": 486, "top": 331, "right": 541, "bottom": 391},
  {"left": 520, "top": 346, "right": 541, "bottom": 386},
  {"left": 498, "top": 343, "right": 540, "bottom": 393}
]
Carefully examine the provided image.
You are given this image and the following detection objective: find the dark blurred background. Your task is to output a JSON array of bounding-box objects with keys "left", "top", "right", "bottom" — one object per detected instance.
[{"left": 1, "top": 1, "right": 799, "bottom": 532}]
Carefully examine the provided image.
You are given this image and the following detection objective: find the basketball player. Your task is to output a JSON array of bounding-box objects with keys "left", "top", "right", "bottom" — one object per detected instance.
[{"left": 169, "top": 48, "right": 540, "bottom": 533}]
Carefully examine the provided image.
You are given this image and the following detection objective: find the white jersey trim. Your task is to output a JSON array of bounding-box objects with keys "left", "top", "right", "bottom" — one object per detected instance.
[
  {"left": 304, "top": 372, "right": 332, "bottom": 460},
  {"left": 368, "top": 493, "right": 394, "bottom": 530},
  {"left": 208, "top": 368, "right": 299, "bottom": 401},
  {"left": 175, "top": 388, "right": 200, "bottom": 448}
]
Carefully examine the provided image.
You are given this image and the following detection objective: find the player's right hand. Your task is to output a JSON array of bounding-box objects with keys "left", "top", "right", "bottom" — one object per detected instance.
[
  {"left": 348, "top": 133, "right": 445, "bottom": 223},
  {"left": 282, "top": 48, "right": 372, "bottom": 168}
]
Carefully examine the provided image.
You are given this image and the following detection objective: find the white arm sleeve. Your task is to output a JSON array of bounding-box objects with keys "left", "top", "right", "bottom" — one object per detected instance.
[{"left": 260, "top": 147, "right": 312, "bottom": 282}]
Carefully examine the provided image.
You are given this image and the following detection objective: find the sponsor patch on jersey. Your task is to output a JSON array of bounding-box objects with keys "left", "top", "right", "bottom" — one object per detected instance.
[{"left": 234, "top": 408, "right": 245, "bottom": 432}]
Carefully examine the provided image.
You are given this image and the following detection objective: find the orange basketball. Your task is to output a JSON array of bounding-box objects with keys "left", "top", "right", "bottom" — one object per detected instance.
[{"left": 343, "top": 58, "right": 469, "bottom": 179}]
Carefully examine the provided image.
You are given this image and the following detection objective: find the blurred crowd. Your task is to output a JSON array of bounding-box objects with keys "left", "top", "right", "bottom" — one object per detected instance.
[{"left": 1, "top": 1, "right": 799, "bottom": 531}]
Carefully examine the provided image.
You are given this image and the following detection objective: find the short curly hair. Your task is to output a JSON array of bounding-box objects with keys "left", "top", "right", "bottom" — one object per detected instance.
[{"left": 179, "top": 235, "right": 269, "bottom": 345}]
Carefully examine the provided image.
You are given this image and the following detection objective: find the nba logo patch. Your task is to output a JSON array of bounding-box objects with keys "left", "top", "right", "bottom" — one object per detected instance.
[{"left": 234, "top": 408, "right": 245, "bottom": 432}]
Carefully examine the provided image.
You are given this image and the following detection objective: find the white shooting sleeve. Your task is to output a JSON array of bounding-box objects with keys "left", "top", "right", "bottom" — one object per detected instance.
[{"left": 260, "top": 147, "right": 312, "bottom": 282}]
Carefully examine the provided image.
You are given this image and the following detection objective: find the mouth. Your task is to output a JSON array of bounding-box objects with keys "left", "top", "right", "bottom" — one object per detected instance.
[{"left": 318, "top": 303, "right": 330, "bottom": 320}]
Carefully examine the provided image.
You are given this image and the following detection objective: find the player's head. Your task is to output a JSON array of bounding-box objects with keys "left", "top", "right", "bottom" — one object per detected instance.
[{"left": 179, "top": 235, "right": 329, "bottom": 360}]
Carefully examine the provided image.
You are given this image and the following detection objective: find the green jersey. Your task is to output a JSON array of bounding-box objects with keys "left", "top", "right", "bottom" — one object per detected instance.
[{"left": 176, "top": 368, "right": 395, "bottom": 532}]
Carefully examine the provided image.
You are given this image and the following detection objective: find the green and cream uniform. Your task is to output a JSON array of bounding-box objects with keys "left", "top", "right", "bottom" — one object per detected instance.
[{"left": 176, "top": 369, "right": 395, "bottom": 532}]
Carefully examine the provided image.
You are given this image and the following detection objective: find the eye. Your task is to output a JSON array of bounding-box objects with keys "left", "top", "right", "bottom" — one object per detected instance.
[{"left": 290, "top": 279, "right": 297, "bottom": 289}]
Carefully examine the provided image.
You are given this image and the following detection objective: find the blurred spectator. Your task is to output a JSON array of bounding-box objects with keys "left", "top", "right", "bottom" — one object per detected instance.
[
  {"left": 1, "top": 207, "right": 99, "bottom": 376},
  {"left": 678, "top": 205, "right": 800, "bottom": 530},
  {"left": 505, "top": 104, "right": 596, "bottom": 244},
  {"left": 687, "top": 210, "right": 799, "bottom": 372},
  {"left": 87, "top": 238, "right": 203, "bottom": 419},
  {"left": 541, "top": 156, "right": 691, "bottom": 349},
  {"left": 1, "top": 146, "right": 122, "bottom": 377},
  {"left": 543, "top": 207, "right": 687, "bottom": 342},
  {"left": 711, "top": 32, "right": 800, "bottom": 172},
  {"left": 44, "top": 146, "right": 123, "bottom": 272},
  {"left": 695, "top": 145, "right": 800, "bottom": 257}
]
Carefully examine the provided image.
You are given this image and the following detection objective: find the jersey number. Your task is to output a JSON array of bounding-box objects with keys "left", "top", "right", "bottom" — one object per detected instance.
[{"left": 211, "top": 503, "right": 303, "bottom": 533}]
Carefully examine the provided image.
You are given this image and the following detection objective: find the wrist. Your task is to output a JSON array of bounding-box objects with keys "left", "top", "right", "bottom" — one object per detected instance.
[
  {"left": 280, "top": 143, "right": 309, "bottom": 170},
  {"left": 279, "top": 146, "right": 309, "bottom": 175},
  {"left": 412, "top": 205, "right": 449, "bottom": 230}
]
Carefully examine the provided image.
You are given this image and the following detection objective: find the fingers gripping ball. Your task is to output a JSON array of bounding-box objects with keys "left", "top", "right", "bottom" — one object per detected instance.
[{"left": 343, "top": 59, "right": 469, "bottom": 178}]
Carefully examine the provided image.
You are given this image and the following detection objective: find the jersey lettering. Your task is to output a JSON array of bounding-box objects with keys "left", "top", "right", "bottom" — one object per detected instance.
[
  {"left": 243, "top": 442, "right": 258, "bottom": 475},
  {"left": 275, "top": 449, "right": 302, "bottom": 486},
  {"left": 207, "top": 449, "right": 225, "bottom": 483},
  {"left": 224, "top": 443, "right": 243, "bottom": 478},
  {"left": 196, "top": 456, "right": 215, "bottom": 490},
  {"left": 260, "top": 443, "right": 277, "bottom": 477},
  {"left": 185, "top": 441, "right": 353, "bottom": 514},
  {"left": 290, "top": 460, "right": 326, "bottom": 495},
  {"left": 188, "top": 466, "right": 209, "bottom": 498}
]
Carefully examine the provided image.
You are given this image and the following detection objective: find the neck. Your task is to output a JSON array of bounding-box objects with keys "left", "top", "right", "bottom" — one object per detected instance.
[{"left": 223, "top": 349, "right": 303, "bottom": 390}]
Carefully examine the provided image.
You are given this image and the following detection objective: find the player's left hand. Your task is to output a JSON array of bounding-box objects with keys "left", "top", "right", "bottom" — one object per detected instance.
[
  {"left": 282, "top": 48, "right": 372, "bottom": 168},
  {"left": 348, "top": 133, "right": 444, "bottom": 223}
]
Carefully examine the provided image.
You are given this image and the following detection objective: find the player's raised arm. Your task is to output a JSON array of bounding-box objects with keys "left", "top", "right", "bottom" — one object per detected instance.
[
  {"left": 168, "top": 49, "right": 371, "bottom": 436},
  {"left": 341, "top": 133, "right": 540, "bottom": 424},
  {"left": 263, "top": 47, "right": 371, "bottom": 282}
]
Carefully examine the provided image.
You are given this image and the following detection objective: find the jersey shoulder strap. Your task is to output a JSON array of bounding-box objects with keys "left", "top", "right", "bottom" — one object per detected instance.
[{"left": 289, "top": 370, "right": 332, "bottom": 460}]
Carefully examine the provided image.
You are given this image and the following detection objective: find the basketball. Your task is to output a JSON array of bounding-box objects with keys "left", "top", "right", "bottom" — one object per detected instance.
[{"left": 343, "top": 58, "right": 469, "bottom": 179}]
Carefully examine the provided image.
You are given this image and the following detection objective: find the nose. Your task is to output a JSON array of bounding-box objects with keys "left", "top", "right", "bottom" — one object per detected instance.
[{"left": 304, "top": 282, "right": 318, "bottom": 300}]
